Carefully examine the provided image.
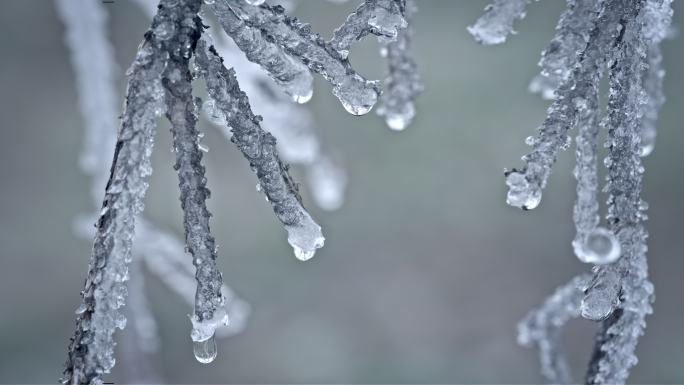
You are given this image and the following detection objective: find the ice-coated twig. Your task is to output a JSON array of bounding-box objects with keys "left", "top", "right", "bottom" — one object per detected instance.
[
  {"left": 529, "top": 0, "right": 604, "bottom": 100},
  {"left": 583, "top": 4, "right": 672, "bottom": 384},
  {"left": 518, "top": 274, "right": 590, "bottom": 384},
  {"left": 206, "top": 1, "right": 314, "bottom": 103},
  {"left": 206, "top": 19, "right": 348, "bottom": 210},
  {"left": 504, "top": 0, "right": 641, "bottom": 210},
  {"left": 377, "top": 0, "right": 422, "bottom": 131},
  {"left": 328, "top": 0, "right": 408, "bottom": 57},
  {"left": 571, "top": 90, "right": 621, "bottom": 266},
  {"left": 135, "top": 220, "right": 250, "bottom": 338},
  {"left": 468, "top": 0, "right": 536, "bottom": 45},
  {"left": 210, "top": 0, "right": 381, "bottom": 115},
  {"left": 160, "top": 3, "right": 230, "bottom": 349},
  {"left": 61, "top": 0, "right": 174, "bottom": 381},
  {"left": 195, "top": 36, "right": 325, "bottom": 261}
]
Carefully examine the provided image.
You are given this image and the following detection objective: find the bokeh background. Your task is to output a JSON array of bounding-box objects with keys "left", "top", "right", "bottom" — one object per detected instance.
[{"left": 1, "top": 0, "right": 683, "bottom": 383}]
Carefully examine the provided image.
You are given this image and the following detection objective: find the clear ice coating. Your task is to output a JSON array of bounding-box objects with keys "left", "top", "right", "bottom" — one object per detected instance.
[
  {"left": 528, "top": 0, "right": 603, "bottom": 100},
  {"left": 211, "top": 0, "right": 381, "bottom": 115},
  {"left": 329, "top": 0, "right": 407, "bottom": 55},
  {"left": 195, "top": 37, "right": 325, "bottom": 260},
  {"left": 501, "top": 0, "right": 638, "bottom": 211},
  {"left": 504, "top": 170, "right": 541, "bottom": 210},
  {"left": 162, "top": 9, "right": 229, "bottom": 351},
  {"left": 468, "top": 0, "right": 533, "bottom": 45},
  {"left": 60, "top": 0, "right": 185, "bottom": 382},
  {"left": 574, "top": 227, "right": 621, "bottom": 265},
  {"left": 210, "top": 2, "right": 315, "bottom": 104},
  {"left": 193, "top": 335, "right": 218, "bottom": 364}
]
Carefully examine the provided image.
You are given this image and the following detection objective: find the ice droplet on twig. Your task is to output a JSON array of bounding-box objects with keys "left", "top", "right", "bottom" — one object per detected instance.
[
  {"left": 573, "top": 227, "right": 621, "bottom": 265},
  {"left": 193, "top": 335, "right": 218, "bottom": 364}
]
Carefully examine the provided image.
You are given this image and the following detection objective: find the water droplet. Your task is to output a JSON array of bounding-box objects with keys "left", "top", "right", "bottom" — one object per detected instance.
[
  {"left": 193, "top": 335, "right": 218, "bottom": 364},
  {"left": 574, "top": 227, "right": 621, "bottom": 264},
  {"left": 291, "top": 87, "right": 313, "bottom": 104},
  {"left": 333, "top": 78, "right": 379, "bottom": 116}
]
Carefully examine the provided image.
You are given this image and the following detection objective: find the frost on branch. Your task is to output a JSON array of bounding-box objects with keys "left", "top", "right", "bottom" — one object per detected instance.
[
  {"left": 468, "top": 0, "right": 534, "bottom": 45},
  {"left": 211, "top": 0, "right": 382, "bottom": 115},
  {"left": 195, "top": 37, "right": 324, "bottom": 261},
  {"left": 472, "top": 0, "right": 673, "bottom": 383}
]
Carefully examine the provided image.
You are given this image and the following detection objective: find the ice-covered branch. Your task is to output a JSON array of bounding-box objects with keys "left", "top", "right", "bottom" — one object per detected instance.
[
  {"left": 328, "top": 0, "right": 408, "bottom": 57},
  {"left": 377, "top": 0, "right": 422, "bottom": 130},
  {"left": 210, "top": 0, "right": 381, "bottom": 115},
  {"left": 518, "top": 274, "right": 589, "bottom": 384},
  {"left": 529, "top": 0, "right": 603, "bottom": 100},
  {"left": 504, "top": 0, "right": 641, "bottom": 210},
  {"left": 61, "top": 0, "right": 178, "bottom": 379},
  {"left": 195, "top": 37, "right": 325, "bottom": 261},
  {"left": 468, "top": 0, "right": 535, "bottom": 45},
  {"left": 160, "top": 5, "right": 229, "bottom": 363}
]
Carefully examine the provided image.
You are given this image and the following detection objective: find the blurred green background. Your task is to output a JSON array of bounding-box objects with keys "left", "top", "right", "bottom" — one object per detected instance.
[{"left": 1, "top": 0, "right": 683, "bottom": 383}]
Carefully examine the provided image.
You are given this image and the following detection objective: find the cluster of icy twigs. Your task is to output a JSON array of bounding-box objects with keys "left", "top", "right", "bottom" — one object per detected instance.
[
  {"left": 57, "top": 0, "right": 421, "bottom": 383},
  {"left": 471, "top": 0, "right": 673, "bottom": 384}
]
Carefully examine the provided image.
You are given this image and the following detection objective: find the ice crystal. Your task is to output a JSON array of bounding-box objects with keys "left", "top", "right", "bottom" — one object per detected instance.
[{"left": 472, "top": 0, "right": 673, "bottom": 383}]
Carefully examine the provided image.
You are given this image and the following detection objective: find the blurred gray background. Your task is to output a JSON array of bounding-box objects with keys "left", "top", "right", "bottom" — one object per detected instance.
[{"left": 1, "top": 0, "right": 683, "bottom": 383}]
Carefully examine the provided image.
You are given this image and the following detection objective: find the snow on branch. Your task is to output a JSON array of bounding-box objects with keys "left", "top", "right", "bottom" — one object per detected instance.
[{"left": 195, "top": 36, "right": 325, "bottom": 261}]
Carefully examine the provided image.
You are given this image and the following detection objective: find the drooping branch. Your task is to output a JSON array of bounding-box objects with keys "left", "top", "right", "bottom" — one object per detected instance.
[{"left": 195, "top": 36, "right": 325, "bottom": 261}]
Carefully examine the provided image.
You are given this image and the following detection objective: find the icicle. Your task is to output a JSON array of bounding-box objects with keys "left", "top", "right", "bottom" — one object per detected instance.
[
  {"left": 377, "top": 0, "right": 423, "bottom": 131},
  {"left": 210, "top": 0, "right": 381, "bottom": 115},
  {"left": 468, "top": 0, "right": 535, "bottom": 45},
  {"left": 61, "top": 0, "right": 180, "bottom": 379},
  {"left": 195, "top": 37, "right": 325, "bottom": 260},
  {"left": 529, "top": 0, "right": 604, "bottom": 99},
  {"left": 518, "top": 274, "right": 590, "bottom": 384}
]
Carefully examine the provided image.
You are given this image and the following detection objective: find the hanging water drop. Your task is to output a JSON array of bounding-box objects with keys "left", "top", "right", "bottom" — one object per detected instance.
[
  {"left": 574, "top": 227, "right": 621, "bottom": 265},
  {"left": 193, "top": 335, "right": 218, "bottom": 364}
]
